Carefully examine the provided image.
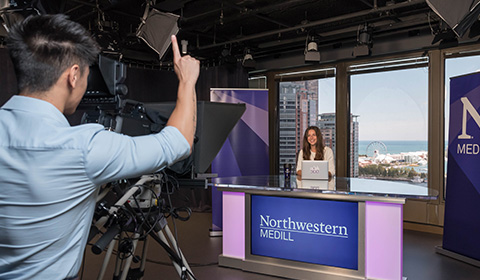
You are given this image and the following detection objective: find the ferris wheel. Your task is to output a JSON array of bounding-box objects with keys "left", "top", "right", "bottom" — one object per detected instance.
[{"left": 366, "top": 141, "right": 388, "bottom": 159}]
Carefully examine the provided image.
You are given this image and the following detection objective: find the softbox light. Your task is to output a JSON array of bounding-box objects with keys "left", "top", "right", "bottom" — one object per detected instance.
[
  {"left": 427, "top": 0, "right": 480, "bottom": 37},
  {"left": 136, "top": 9, "right": 179, "bottom": 59}
]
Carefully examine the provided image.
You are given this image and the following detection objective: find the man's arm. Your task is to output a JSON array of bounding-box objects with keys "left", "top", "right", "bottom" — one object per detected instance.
[{"left": 166, "top": 35, "right": 200, "bottom": 151}]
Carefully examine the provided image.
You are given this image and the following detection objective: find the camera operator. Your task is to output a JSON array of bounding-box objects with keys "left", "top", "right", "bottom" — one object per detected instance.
[{"left": 0, "top": 14, "right": 199, "bottom": 280}]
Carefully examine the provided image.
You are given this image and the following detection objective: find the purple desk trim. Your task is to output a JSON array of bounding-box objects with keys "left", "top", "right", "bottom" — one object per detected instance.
[
  {"left": 222, "top": 191, "right": 245, "bottom": 259},
  {"left": 365, "top": 201, "right": 403, "bottom": 280}
]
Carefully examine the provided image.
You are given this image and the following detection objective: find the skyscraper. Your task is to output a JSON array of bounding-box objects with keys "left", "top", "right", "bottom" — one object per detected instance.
[
  {"left": 317, "top": 113, "right": 359, "bottom": 177},
  {"left": 279, "top": 81, "right": 359, "bottom": 177},
  {"left": 279, "top": 81, "right": 318, "bottom": 173}
]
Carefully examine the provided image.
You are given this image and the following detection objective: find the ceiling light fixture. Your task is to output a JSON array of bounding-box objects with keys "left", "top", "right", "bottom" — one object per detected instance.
[
  {"left": 181, "top": 40, "right": 188, "bottom": 54},
  {"left": 353, "top": 23, "right": 372, "bottom": 57},
  {"left": 242, "top": 49, "right": 256, "bottom": 68},
  {"left": 305, "top": 36, "right": 320, "bottom": 62}
]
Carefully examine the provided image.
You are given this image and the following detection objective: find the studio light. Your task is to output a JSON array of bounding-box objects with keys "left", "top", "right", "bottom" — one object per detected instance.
[
  {"left": 353, "top": 23, "right": 372, "bottom": 57},
  {"left": 0, "top": 19, "right": 7, "bottom": 36},
  {"left": 305, "top": 36, "right": 320, "bottom": 62},
  {"left": 242, "top": 49, "right": 256, "bottom": 68},
  {"left": 181, "top": 40, "right": 188, "bottom": 55},
  {"left": 431, "top": 28, "right": 458, "bottom": 48},
  {"left": 220, "top": 45, "right": 236, "bottom": 64},
  {"left": 136, "top": 8, "right": 179, "bottom": 59}
]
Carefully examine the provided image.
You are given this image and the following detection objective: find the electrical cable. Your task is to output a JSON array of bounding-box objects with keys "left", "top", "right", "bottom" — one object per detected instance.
[
  {"left": 131, "top": 186, "right": 157, "bottom": 239},
  {"left": 163, "top": 172, "right": 182, "bottom": 259},
  {"left": 161, "top": 171, "right": 196, "bottom": 280},
  {"left": 89, "top": 173, "right": 197, "bottom": 279}
]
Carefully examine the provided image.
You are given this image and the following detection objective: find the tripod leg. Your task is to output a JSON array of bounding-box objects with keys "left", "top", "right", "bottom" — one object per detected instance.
[
  {"left": 154, "top": 229, "right": 194, "bottom": 280},
  {"left": 163, "top": 225, "right": 194, "bottom": 279},
  {"left": 97, "top": 238, "right": 117, "bottom": 280},
  {"left": 119, "top": 232, "right": 141, "bottom": 280},
  {"left": 156, "top": 230, "right": 185, "bottom": 277},
  {"left": 114, "top": 232, "right": 124, "bottom": 278},
  {"left": 138, "top": 237, "right": 149, "bottom": 280}
]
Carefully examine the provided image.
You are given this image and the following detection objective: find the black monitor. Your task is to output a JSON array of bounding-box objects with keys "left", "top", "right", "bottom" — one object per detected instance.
[
  {"left": 145, "top": 101, "right": 246, "bottom": 175},
  {"left": 85, "top": 55, "right": 127, "bottom": 97}
]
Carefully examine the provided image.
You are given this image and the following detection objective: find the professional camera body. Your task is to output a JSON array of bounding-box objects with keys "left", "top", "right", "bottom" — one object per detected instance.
[{"left": 80, "top": 55, "right": 245, "bottom": 178}]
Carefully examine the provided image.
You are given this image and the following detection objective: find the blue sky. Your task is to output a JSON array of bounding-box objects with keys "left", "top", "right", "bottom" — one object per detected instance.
[
  {"left": 351, "top": 67, "right": 429, "bottom": 141},
  {"left": 314, "top": 55, "right": 480, "bottom": 141},
  {"left": 318, "top": 68, "right": 429, "bottom": 141}
]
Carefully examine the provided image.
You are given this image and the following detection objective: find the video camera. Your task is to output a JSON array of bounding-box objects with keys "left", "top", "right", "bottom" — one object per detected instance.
[
  {"left": 80, "top": 55, "right": 246, "bottom": 178},
  {"left": 82, "top": 55, "right": 245, "bottom": 280}
]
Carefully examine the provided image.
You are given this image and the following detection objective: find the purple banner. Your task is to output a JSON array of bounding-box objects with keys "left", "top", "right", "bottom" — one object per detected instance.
[
  {"left": 210, "top": 88, "right": 269, "bottom": 231},
  {"left": 443, "top": 72, "right": 480, "bottom": 261}
]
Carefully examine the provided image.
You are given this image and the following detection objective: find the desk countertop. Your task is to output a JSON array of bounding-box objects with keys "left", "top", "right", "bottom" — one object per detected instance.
[{"left": 211, "top": 176, "right": 438, "bottom": 203}]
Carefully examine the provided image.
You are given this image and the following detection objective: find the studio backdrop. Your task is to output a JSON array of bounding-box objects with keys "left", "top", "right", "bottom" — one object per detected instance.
[
  {"left": 210, "top": 88, "right": 269, "bottom": 232},
  {"left": 442, "top": 71, "right": 480, "bottom": 263}
]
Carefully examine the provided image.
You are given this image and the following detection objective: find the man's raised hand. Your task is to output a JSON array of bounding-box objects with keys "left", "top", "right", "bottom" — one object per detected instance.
[{"left": 171, "top": 35, "right": 199, "bottom": 85}]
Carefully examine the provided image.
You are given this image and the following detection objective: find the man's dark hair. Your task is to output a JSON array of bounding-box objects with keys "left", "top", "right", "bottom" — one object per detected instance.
[{"left": 6, "top": 14, "right": 100, "bottom": 94}]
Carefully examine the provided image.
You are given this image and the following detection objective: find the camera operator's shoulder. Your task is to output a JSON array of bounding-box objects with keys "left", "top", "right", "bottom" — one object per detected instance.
[
  {"left": 66, "top": 123, "right": 115, "bottom": 145},
  {"left": 73, "top": 122, "right": 108, "bottom": 133}
]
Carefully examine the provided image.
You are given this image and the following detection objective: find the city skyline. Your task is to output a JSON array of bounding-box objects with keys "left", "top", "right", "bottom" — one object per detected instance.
[
  {"left": 278, "top": 81, "right": 359, "bottom": 176},
  {"left": 277, "top": 55, "right": 480, "bottom": 181}
]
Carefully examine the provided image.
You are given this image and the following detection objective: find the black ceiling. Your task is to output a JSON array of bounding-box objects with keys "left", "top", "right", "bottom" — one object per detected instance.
[{"left": 2, "top": 0, "right": 451, "bottom": 67}]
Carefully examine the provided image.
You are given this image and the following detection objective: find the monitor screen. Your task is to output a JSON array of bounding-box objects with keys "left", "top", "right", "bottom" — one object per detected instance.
[
  {"left": 86, "top": 63, "right": 110, "bottom": 97},
  {"left": 250, "top": 195, "right": 359, "bottom": 270}
]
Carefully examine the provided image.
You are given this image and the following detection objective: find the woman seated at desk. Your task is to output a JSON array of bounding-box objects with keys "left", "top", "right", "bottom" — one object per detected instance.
[{"left": 296, "top": 126, "right": 335, "bottom": 178}]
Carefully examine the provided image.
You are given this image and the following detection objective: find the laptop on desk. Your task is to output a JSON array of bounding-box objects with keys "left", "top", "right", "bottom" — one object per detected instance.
[{"left": 301, "top": 160, "right": 329, "bottom": 180}]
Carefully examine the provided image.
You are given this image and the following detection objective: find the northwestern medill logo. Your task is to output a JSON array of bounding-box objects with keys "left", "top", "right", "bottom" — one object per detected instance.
[
  {"left": 457, "top": 97, "right": 480, "bottom": 155},
  {"left": 259, "top": 215, "right": 349, "bottom": 242},
  {"left": 309, "top": 166, "right": 320, "bottom": 174}
]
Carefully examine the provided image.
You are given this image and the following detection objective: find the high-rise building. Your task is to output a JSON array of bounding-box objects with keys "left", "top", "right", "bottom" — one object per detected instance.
[
  {"left": 317, "top": 113, "right": 336, "bottom": 150},
  {"left": 279, "top": 84, "right": 298, "bottom": 172},
  {"left": 279, "top": 81, "right": 359, "bottom": 176},
  {"left": 317, "top": 113, "right": 359, "bottom": 177},
  {"left": 279, "top": 81, "right": 318, "bottom": 173}
]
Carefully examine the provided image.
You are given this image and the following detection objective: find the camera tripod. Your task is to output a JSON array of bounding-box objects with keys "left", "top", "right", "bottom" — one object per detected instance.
[{"left": 92, "top": 175, "right": 195, "bottom": 280}]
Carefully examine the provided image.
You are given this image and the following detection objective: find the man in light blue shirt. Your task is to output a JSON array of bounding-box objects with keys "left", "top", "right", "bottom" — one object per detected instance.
[{"left": 0, "top": 14, "right": 199, "bottom": 279}]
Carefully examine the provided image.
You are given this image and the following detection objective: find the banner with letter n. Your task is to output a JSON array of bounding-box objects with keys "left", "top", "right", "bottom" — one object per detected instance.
[
  {"left": 210, "top": 88, "right": 269, "bottom": 233},
  {"left": 441, "top": 72, "right": 480, "bottom": 264}
]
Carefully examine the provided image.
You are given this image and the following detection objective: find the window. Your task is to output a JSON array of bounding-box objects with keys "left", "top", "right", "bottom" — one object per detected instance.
[
  {"left": 277, "top": 68, "right": 335, "bottom": 174},
  {"left": 350, "top": 57, "right": 428, "bottom": 184}
]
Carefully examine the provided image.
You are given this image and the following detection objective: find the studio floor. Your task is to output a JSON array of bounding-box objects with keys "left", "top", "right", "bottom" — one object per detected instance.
[{"left": 81, "top": 212, "right": 480, "bottom": 280}]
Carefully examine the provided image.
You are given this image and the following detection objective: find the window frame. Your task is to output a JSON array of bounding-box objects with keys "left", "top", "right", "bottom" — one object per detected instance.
[
  {"left": 347, "top": 55, "right": 430, "bottom": 182},
  {"left": 263, "top": 45, "right": 480, "bottom": 211}
]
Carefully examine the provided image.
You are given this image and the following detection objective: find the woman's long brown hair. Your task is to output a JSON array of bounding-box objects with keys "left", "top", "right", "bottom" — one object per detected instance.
[{"left": 302, "top": 126, "right": 325, "bottom": 160}]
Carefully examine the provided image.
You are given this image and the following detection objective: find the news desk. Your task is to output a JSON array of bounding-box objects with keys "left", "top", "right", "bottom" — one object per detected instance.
[{"left": 211, "top": 176, "right": 438, "bottom": 280}]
